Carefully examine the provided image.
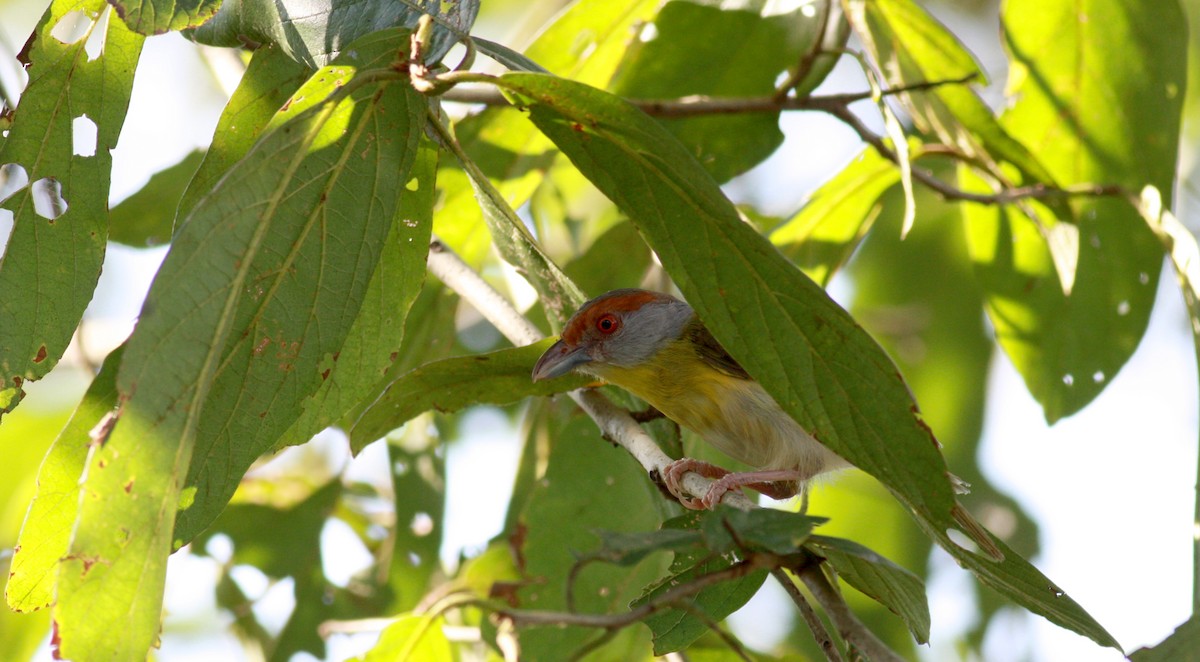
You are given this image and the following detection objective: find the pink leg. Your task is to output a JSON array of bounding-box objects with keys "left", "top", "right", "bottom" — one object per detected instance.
[
  {"left": 663, "top": 460, "right": 803, "bottom": 510},
  {"left": 702, "top": 469, "right": 802, "bottom": 509},
  {"left": 663, "top": 458, "right": 730, "bottom": 510}
]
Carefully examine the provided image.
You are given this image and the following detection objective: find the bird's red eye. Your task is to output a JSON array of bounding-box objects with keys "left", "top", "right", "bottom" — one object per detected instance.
[{"left": 595, "top": 313, "right": 621, "bottom": 334}]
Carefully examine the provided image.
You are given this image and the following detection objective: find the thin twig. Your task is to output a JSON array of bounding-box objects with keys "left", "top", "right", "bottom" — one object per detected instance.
[
  {"left": 439, "top": 74, "right": 1132, "bottom": 208},
  {"left": 772, "top": 568, "right": 844, "bottom": 662},
  {"left": 425, "top": 239, "right": 755, "bottom": 511},
  {"left": 772, "top": 0, "right": 834, "bottom": 101},
  {"left": 496, "top": 557, "right": 762, "bottom": 629},
  {"left": 797, "top": 562, "right": 906, "bottom": 662},
  {"left": 439, "top": 74, "right": 977, "bottom": 116}
]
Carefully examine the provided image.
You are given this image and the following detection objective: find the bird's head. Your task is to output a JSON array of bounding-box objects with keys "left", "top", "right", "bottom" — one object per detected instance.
[{"left": 531, "top": 289, "right": 693, "bottom": 381}]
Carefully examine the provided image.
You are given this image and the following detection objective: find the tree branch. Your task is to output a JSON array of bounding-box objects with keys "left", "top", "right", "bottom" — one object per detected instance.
[
  {"left": 425, "top": 239, "right": 755, "bottom": 511},
  {"left": 796, "top": 562, "right": 906, "bottom": 662},
  {"left": 439, "top": 74, "right": 977, "bottom": 116},
  {"left": 772, "top": 568, "right": 844, "bottom": 662},
  {"left": 439, "top": 74, "right": 1130, "bottom": 208}
]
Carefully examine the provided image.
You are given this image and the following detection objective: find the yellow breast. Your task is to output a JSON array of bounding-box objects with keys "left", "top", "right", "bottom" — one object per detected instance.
[{"left": 589, "top": 340, "right": 844, "bottom": 478}]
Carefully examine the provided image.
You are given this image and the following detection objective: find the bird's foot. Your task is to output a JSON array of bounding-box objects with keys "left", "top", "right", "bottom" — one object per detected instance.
[
  {"left": 702, "top": 469, "right": 803, "bottom": 509},
  {"left": 662, "top": 458, "right": 731, "bottom": 510},
  {"left": 663, "top": 460, "right": 804, "bottom": 510}
]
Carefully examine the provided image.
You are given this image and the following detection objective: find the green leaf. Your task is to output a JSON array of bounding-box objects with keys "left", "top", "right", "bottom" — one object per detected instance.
[
  {"left": 584, "top": 528, "right": 704, "bottom": 567},
  {"left": 342, "top": 281, "right": 459, "bottom": 455},
  {"left": 807, "top": 535, "right": 930, "bottom": 644},
  {"left": 526, "top": 0, "right": 663, "bottom": 82},
  {"left": 109, "top": 150, "right": 204, "bottom": 247},
  {"left": 187, "top": 0, "right": 478, "bottom": 68},
  {"left": 195, "top": 479, "right": 343, "bottom": 660},
  {"left": 110, "top": 0, "right": 221, "bottom": 34},
  {"left": 847, "top": 173, "right": 1038, "bottom": 648},
  {"left": 52, "top": 31, "right": 421, "bottom": 661},
  {"left": 179, "top": 43, "right": 311, "bottom": 220},
  {"left": 434, "top": 117, "right": 586, "bottom": 326},
  {"left": 350, "top": 339, "right": 593, "bottom": 449},
  {"left": 264, "top": 137, "right": 436, "bottom": 453},
  {"left": 638, "top": 562, "right": 768, "bottom": 655},
  {"left": 0, "top": 0, "right": 143, "bottom": 417},
  {"left": 631, "top": 514, "right": 768, "bottom": 655},
  {"left": 473, "top": 36, "right": 548, "bottom": 73},
  {"left": 561, "top": 221, "right": 653, "bottom": 296},
  {"left": 844, "top": 0, "right": 1057, "bottom": 190},
  {"left": 962, "top": 0, "right": 1186, "bottom": 421},
  {"left": 623, "top": 508, "right": 819, "bottom": 654},
  {"left": 170, "top": 33, "right": 427, "bottom": 545},
  {"left": 198, "top": 479, "right": 341, "bottom": 585},
  {"left": 514, "top": 403, "right": 667, "bottom": 660},
  {"left": 351, "top": 614, "right": 454, "bottom": 662},
  {"left": 432, "top": 0, "right": 662, "bottom": 267},
  {"left": 611, "top": 0, "right": 841, "bottom": 182},
  {"left": 1129, "top": 615, "right": 1200, "bottom": 662},
  {"left": 382, "top": 416, "right": 446, "bottom": 612},
  {"left": 699, "top": 507, "right": 823, "bottom": 556},
  {"left": 771, "top": 144, "right": 903, "bottom": 286},
  {"left": 494, "top": 72, "right": 1120, "bottom": 650},
  {"left": 5, "top": 347, "right": 123, "bottom": 613}
]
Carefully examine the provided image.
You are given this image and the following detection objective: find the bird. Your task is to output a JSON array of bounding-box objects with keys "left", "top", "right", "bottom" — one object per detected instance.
[{"left": 530, "top": 288, "right": 850, "bottom": 510}]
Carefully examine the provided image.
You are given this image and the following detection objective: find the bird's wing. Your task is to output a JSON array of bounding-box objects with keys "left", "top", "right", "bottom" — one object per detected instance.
[{"left": 684, "top": 317, "right": 752, "bottom": 380}]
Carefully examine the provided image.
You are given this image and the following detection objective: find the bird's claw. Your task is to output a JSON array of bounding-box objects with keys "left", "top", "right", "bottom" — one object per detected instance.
[{"left": 663, "top": 458, "right": 732, "bottom": 510}]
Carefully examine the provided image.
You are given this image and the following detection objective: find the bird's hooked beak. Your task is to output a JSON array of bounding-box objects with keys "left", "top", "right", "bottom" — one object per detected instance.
[{"left": 532, "top": 339, "right": 592, "bottom": 382}]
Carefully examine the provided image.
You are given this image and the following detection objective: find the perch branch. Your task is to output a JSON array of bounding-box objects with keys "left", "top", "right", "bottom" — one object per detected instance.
[{"left": 425, "top": 239, "right": 755, "bottom": 511}]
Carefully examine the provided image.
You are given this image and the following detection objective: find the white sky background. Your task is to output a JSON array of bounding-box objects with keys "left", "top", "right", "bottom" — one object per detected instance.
[{"left": 1, "top": 0, "right": 1197, "bottom": 660}]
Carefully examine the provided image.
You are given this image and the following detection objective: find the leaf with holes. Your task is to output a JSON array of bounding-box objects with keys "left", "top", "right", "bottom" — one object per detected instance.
[
  {"left": 961, "top": 0, "right": 1186, "bottom": 422},
  {"left": 494, "top": 72, "right": 1119, "bottom": 650},
  {"left": 52, "top": 30, "right": 422, "bottom": 661},
  {"left": 0, "top": 0, "right": 142, "bottom": 418}
]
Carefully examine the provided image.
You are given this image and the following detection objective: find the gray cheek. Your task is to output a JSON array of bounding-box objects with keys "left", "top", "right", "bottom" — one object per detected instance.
[{"left": 601, "top": 331, "right": 660, "bottom": 367}]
